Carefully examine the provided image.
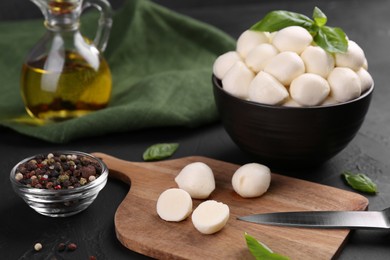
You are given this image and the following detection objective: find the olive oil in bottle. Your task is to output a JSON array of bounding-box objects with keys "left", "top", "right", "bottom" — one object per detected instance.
[{"left": 21, "top": 51, "right": 112, "bottom": 121}]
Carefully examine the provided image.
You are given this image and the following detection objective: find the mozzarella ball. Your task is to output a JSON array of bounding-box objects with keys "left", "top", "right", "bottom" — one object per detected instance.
[
  {"left": 328, "top": 67, "right": 361, "bottom": 102},
  {"left": 264, "top": 51, "right": 305, "bottom": 86},
  {"left": 248, "top": 71, "right": 289, "bottom": 105},
  {"left": 191, "top": 200, "right": 230, "bottom": 234},
  {"left": 282, "top": 98, "right": 302, "bottom": 107},
  {"left": 236, "top": 30, "right": 269, "bottom": 58},
  {"left": 213, "top": 51, "right": 242, "bottom": 80},
  {"left": 335, "top": 41, "right": 366, "bottom": 71},
  {"left": 363, "top": 57, "right": 368, "bottom": 70},
  {"left": 301, "top": 46, "right": 335, "bottom": 78},
  {"left": 272, "top": 26, "right": 313, "bottom": 54},
  {"left": 156, "top": 188, "right": 192, "bottom": 222},
  {"left": 232, "top": 163, "right": 271, "bottom": 198},
  {"left": 321, "top": 96, "right": 339, "bottom": 106},
  {"left": 222, "top": 61, "right": 255, "bottom": 99},
  {"left": 175, "top": 162, "right": 215, "bottom": 199},
  {"left": 245, "top": 43, "right": 279, "bottom": 72},
  {"left": 356, "top": 68, "right": 374, "bottom": 93},
  {"left": 290, "top": 73, "right": 330, "bottom": 106}
]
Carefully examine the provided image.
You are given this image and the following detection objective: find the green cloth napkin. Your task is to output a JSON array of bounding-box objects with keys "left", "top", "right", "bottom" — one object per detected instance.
[{"left": 0, "top": 0, "right": 235, "bottom": 143}]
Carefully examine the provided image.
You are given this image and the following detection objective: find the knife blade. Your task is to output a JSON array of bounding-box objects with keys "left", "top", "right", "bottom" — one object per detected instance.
[{"left": 238, "top": 208, "right": 390, "bottom": 230}]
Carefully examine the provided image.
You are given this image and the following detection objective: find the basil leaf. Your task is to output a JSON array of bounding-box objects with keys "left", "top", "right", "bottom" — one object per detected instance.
[
  {"left": 314, "top": 26, "right": 348, "bottom": 53},
  {"left": 143, "top": 143, "right": 179, "bottom": 161},
  {"left": 245, "top": 233, "right": 290, "bottom": 260},
  {"left": 342, "top": 172, "right": 378, "bottom": 194},
  {"left": 313, "top": 7, "right": 327, "bottom": 27},
  {"left": 250, "top": 10, "right": 313, "bottom": 33}
]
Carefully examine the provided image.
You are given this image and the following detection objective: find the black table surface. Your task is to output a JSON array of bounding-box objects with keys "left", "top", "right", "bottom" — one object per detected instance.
[{"left": 1, "top": 0, "right": 390, "bottom": 259}]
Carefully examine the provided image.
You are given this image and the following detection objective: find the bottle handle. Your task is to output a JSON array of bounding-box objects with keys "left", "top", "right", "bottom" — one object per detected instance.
[{"left": 82, "top": 0, "right": 113, "bottom": 52}]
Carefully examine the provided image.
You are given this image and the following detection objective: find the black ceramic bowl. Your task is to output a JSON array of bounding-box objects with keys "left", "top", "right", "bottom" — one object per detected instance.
[{"left": 212, "top": 75, "right": 374, "bottom": 169}]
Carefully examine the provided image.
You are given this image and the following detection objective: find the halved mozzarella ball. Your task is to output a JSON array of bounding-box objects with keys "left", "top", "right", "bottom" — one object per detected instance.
[
  {"left": 356, "top": 68, "right": 374, "bottom": 92},
  {"left": 245, "top": 43, "right": 279, "bottom": 72},
  {"left": 301, "top": 46, "right": 335, "bottom": 78},
  {"left": 236, "top": 30, "right": 269, "bottom": 58},
  {"left": 191, "top": 200, "right": 230, "bottom": 234},
  {"left": 328, "top": 67, "right": 361, "bottom": 102},
  {"left": 272, "top": 26, "right": 313, "bottom": 54},
  {"left": 175, "top": 162, "right": 215, "bottom": 199},
  {"left": 213, "top": 51, "right": 242, "bottom": 80},
  {"left": 264, "top": 51, "right": 305, "bottom": 86},
  {"left": 335, "top": 41, "right": 366, "bottom": 71},
  {"left": 290, "top": 73, "right": 330, "bottom": 106},
  {"left": 248, "top": 71, "right": 288, "bottom": 105},
  {"left": 231, "top": 163, "right": 271, "bottom": 198},
  {"left": 156, "top": 188, "right": 192, "bottom": 222},
  {"left": 222, "top": 61, "right": 255, "bottom": 99}
]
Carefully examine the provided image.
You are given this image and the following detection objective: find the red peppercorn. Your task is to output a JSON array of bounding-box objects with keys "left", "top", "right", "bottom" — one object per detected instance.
[
  {"left": 54, "top": 184, "right": 62, "bottom": 190},
  {"left": 67, "top": 243, "right": 77, "bottom": 251}
]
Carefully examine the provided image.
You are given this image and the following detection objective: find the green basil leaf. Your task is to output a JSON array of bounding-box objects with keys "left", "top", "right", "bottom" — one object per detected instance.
[
  {"left": 314, "top": 26, "right": 348, "bottom": 53},
  {"left": 313, "top": 7, "right": 327, "bottom": 27},
  {"left": 250, "top": 10, "right": 313, "bottom": 33},
  {"left": 245, "top": 233, "right": 290, "bottom": 260},
  {"left": 342, "top": 172, "right": 378, "bottom": 194},
  {"left": 143, "top": 143, "right": 179, "bottom": 161}
]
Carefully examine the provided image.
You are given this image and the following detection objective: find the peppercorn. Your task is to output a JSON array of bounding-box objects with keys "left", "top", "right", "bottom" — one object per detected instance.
[
  {"left": 57, "top": 243, "right": 66, "bottom": 251},
  {"left": 34, "top": 243, "right": 43, "bottom": 251},
  {"left": 15, "top": 153, "right": 101, "bottom": 190},
  {"left": 89, "top": 256, "right": 97, "bottom": 260},
  {"left": 67, "top": 243, "right": 77, "bottom": 251}
]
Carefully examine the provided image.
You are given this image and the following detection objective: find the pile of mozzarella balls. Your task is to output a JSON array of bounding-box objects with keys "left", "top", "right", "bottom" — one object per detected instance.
[{"left": 213, "top": 26, "right": 373, "bottom": 107}]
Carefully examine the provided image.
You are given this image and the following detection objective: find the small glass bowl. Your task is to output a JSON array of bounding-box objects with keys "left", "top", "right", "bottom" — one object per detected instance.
[{"left": 10, "top": 151, "right": 108, "bottom": 217}]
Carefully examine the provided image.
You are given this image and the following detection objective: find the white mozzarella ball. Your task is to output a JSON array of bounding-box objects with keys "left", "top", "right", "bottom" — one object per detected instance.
[
  {"left": 231, "top": 163, "right": 271, "bottom": 198},
  {"left": 245, "top": 43, "right": 279, "bottom": 72},
  {"left": 156, "top": 188, "right": 193, "bottom": 222},
  {"left": 290, "top": 73, "right": 330, "bottom": 106},
  {"left": 282, "top": 98, "right": 302, "bottom": 107},
  {"left": 222, "top": 61, "right": 255, "bottom": 99},
  {"left": 213, "top": 51, "right": 242, "bottom": 80},
  {"left": 328, "top": 67, "right": 361, "bottom": 102},
  {"left": 301, "top": 46, "right": 335, "bottom": 78},
  {"left": 363, "top": 57, "right": 368, "bottom": 70},
  {"left": 248, "top": 71, "right": 289, "bottom": 105},
  {"left": 321, "top": 96, "right": 339, "bottom": 106},
  {"left": 335, "top": 41, "right": 366, "bottom": 71},
  {"left": 356, "top": 68, "right": 374, "bottom": 93},
  {"left": 272, "top": 26, "right": 313, "bottom": 54},
  {"left": 175, "top": 162, "right": 215, "bottom": 199},
  {"left": 236, "top": 30, "right": 269, "bottom": 58},
  {"left": 191, "top": 200, "right": 230, "bottom": 234},
  {"left": 264, "top": 51, "right": 305, "bottom": 86}
]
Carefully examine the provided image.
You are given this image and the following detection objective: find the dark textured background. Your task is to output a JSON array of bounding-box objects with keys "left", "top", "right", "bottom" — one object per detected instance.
[{"left": 1, "top": 0, "right": 390, "bottom": 259}]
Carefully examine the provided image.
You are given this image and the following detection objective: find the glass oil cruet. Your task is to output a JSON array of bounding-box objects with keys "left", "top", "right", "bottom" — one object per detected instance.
[{"left": 21, "top": 0, "right": 113, "bottom": 121}]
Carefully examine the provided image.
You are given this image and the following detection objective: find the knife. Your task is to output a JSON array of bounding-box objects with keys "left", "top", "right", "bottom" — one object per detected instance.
[{"left": 238, "top": 207, "right": 390, "bottom": 230}]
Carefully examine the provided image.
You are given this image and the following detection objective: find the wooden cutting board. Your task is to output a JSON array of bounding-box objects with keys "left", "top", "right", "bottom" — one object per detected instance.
[{"left": 92, "top": 153, "right": 368, "bottom": 260}]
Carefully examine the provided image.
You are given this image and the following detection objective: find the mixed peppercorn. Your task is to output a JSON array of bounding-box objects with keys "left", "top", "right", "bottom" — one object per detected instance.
[{"left": 15, "top": 153, "right": 102, "bottom": 190}]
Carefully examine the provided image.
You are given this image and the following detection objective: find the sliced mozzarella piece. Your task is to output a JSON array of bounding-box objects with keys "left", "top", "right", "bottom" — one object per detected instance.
[
  {"left": 175, "top": 162, "right": 215, "bottom": 199},
  {"left": 236, "top": 30, "right": 269, "bottom": 59},
  {"left": 356, "top": 68, "right": 374, "bottom": 93},
  {"left": 290, "top": 73, "right": 330, "bottom": 106},
  {"left": 328, "top": 67, "right": 361, "bottom": 102},
  {"left": 335, "top": 40, "right": 366, "bottom": 71},
  {"left": 301, "top": 46, "right": 335, "bottom": 78},
  {"left": 191, "top": 200, "right": 230, "bottom": 234},
  {"left": 248, "top": 71, "right": 288, "bottom": 105},
  {"left": 232, "top": 163, "right": 271, "bottom": 198},
  {"left": 213, "top": 51, "right": 242, "bottom": 80},
  {"left": 222, "top": 61, "right": 255, "bottom": 99},
  {"left": 245, "top": 43, "right": 279, "bottom": 73},
  {"left": 264, "top": 51, "right": 305, "bottom": 86},
  {"left": 156, "top": 188, "right": 192, "bottom": 222},
  {"left": 272, "top": 26, "right": 312, "bottom": 54}
]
